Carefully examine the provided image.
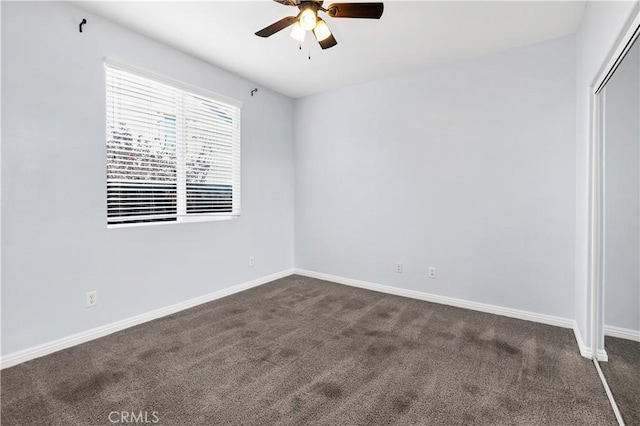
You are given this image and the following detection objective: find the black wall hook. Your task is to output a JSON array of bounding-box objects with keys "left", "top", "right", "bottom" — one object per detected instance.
[
  {"left": 251, "top": 88, "right": 258, "bottom": 97},
  {"left": 79, "top": 19, "right": 87, "bottom": 33}
]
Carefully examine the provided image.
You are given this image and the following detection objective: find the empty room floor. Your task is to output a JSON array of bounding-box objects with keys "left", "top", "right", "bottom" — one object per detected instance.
[{"left": 1, "top": 276, "right": 616, "bottom": 425}]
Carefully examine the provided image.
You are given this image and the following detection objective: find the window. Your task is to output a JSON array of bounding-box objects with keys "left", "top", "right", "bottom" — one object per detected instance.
[{"left": 105, "top": 64, "right": 241, "bottom": 226}]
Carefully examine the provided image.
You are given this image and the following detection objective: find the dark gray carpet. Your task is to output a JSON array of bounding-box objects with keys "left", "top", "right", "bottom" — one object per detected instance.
[
  {"left": 2, "top": 275, "right": 616, "bottom": 425},
  {"left": 601, "top": 336, "right": 640, "bottom": 425}
]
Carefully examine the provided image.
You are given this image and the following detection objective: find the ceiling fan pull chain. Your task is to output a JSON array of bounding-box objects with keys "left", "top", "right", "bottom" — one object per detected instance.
[{"left": 308, "top": 38, "right": 311, "bottom": 60}]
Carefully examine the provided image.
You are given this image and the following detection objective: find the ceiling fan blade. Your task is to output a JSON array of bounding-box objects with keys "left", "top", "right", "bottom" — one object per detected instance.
[
  {"left": 255, "top": 16, "right": 298, "bottom": 37},
  {"left": 273, "top": 0, "right": 297, "bottom": 6},
  {"left": 317, "top": 32, "right": 337, "bottom": 50},
  {"left": 326, "top": 3, "right": 384, "bottom": 19}
]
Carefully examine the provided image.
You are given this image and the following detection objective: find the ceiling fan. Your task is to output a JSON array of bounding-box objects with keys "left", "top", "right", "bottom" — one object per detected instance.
[{"left": 255, "top": 1, "right": 384, "bottom": 50}]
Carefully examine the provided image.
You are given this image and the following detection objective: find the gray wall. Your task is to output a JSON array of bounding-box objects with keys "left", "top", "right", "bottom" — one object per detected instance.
[
  {"left": 1, "top": 2, "right": 294, "bottom": 355},
  {"left": 294, "top": 36, "right": 577, "bottom": 319},
  {"left": 604, "top": 40, "right": 640, "bottom": 331},
  {"left": 574, "top": 0, "right": 639, "bottom": 348}
]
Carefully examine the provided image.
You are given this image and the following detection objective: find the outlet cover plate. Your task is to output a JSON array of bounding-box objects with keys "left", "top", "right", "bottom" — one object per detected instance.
[{"left": 86, "top": 291, "right": 97, "bottom": 307}]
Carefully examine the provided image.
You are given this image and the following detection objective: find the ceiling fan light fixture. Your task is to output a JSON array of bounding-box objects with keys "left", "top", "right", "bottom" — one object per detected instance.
[
  {"left": 313, "top": 19, "right": 331, "bottom": 42},
  {"left": 256, "top": 0, "right": 384, "bottom": 51},
  {"left": 299, "top": 7, "right": 317, "bottom": 31},
  {"left": 290, "top": 22, "right": 306, "bottom": 42}
]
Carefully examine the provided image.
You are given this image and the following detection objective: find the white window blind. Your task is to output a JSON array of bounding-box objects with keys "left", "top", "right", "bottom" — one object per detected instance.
[{"left": 106, "top": 64, "right": 241, "bottom": 226}]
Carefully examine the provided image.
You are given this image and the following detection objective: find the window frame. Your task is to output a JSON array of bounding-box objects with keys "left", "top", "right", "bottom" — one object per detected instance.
[{"left": 105, "top": 60, "right": 242, "bottom": 228}]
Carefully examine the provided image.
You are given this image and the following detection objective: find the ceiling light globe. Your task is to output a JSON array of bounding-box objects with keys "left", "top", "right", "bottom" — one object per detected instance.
[
  {"left": 290, "top": 22, "right": 306, "bottom": 43},
  {"left": 313, "top": 20, "right": 331, "bottom": 42},
  {"left": 299, "top": 8, "right": 317, "bottom": 31}
]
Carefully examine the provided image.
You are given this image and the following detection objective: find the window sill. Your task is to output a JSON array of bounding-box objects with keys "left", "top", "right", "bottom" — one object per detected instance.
[{"left": 107, "top": 215, "right": 239, "bottom": 229}]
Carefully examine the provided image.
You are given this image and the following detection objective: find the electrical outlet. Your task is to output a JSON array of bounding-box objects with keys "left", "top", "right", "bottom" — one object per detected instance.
[
  {"left": 86, "top": 291, "right": 97, "bottom": 307},
  {"left": 395, "top": 263, "right": 402, "bottom": 273},
  {"left": 428, "top": 267, "right": 437, "bottom": 279},
  {"left": 248, "top": 256, "right": 255, "bottom": 267}
]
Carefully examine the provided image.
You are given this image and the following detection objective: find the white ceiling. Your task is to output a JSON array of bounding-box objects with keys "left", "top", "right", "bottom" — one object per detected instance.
[{"left": 75, "top": 1, "right": 586, "bottom": 98}]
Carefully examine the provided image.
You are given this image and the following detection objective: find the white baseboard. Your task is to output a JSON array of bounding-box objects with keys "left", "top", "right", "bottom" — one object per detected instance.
[
  {"left": 572, "top": 322, "right": 593, "bottom": 359},
  {"left": 294, "top": 269, "right": 590, "bottom": 358},
  {"left": 295, "top": 269, "right": 574, "bottom": 328},
  {"left": 596, "top": 349, "right": 608, "bottom": 362},
  {"left": 604, "top": 325, "right": 640, "bottom": 342},
  {"left": 2, "top": 268, "right": 593, "bottom": 369},
  {"left": 0, "top": 269, "right": 295, "bottom": 370}
]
